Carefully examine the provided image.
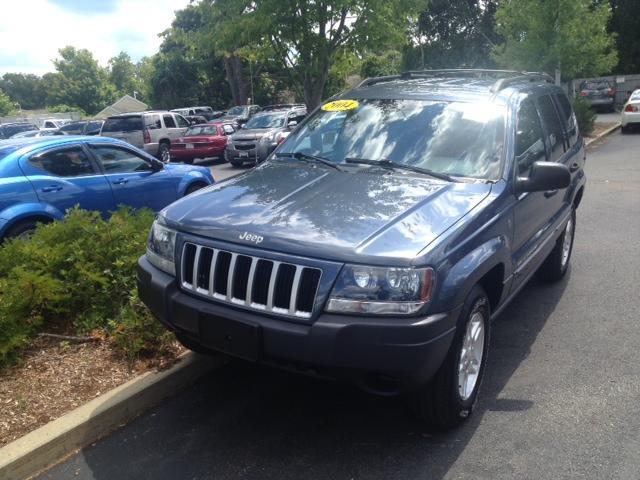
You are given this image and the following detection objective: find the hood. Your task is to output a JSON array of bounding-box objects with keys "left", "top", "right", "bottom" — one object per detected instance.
[
  {"left": 162, "top": 161, "right": 492, "bottom": 264},
  {"left": 231, "top": 128, "right": 275, "bottom": 141}
]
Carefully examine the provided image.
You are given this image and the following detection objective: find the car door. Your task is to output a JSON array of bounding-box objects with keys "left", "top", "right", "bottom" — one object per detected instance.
[
  {"left": 89, "top": 144, "right": 178, "bottom": 212},
  {"left": 19, "top": 144, "right": 116, "bottom": 217},
  {"left": 174, "top": 114, "right": 190, "bottom": 136},
  {"left": 511, "top": 96, "right": 559, "bottom": 290}
]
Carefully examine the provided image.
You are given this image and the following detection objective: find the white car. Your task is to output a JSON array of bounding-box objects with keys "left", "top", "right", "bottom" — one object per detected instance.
[{"left": 621, "top": 89, "right": 640, "bottom": 133}]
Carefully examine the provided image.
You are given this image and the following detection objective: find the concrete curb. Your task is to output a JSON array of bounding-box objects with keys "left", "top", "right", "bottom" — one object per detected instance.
[
  {"left": 0, "top": 352, "right": 223, "bottom": 480},
  {"left": 586, "top": 122, "right": 621, "bottom": 147}
]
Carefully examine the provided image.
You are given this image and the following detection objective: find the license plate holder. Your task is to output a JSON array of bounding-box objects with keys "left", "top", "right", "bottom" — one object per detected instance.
[
  {"left": 200, "top": 313, "right": 260, "bottom": 361},
  {"left": 239, "top": 151, "right": 249, "bottom": 158}
]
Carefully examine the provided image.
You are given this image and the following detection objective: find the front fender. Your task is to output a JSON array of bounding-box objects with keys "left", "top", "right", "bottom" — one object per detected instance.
[
  {"left": 176, "top": 169, "right": 214, "bottom": 197},
  {"left": 433, "top": 235, "right": 509, "bottom": 313},
  {"left": 0, "top": 202, "right": 63, "bottom": 237}
]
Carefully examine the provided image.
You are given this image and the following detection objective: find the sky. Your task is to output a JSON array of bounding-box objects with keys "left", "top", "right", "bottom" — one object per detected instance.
[{"left": 0, "top": 0, "right": 191, "bottom": 75}]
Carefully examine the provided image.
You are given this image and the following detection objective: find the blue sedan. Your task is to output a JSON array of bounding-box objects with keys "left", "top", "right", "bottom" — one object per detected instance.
[{"left": 0, "top": 136, "right": 214, "bottom": 239}]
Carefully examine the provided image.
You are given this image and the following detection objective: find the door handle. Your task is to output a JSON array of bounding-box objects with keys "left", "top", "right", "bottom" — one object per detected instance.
[
  {"left": 41, "top": 185, "right": 62, "bottom": 192},
  {"left": 569, "top": 162, "right": 580, "bottom": 173},
  {"left": 112, "top": 178, "right": 129, "bottom": 185}
]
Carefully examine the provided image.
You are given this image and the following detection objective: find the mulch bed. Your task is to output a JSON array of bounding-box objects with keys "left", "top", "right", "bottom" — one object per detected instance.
[{"left": 0, "top": 337, "right": 183, "bottom": 448}]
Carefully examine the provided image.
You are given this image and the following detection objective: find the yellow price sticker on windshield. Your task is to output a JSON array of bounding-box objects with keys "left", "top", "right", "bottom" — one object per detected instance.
[{"left": 321, "top": 100, "right": 359, "bottom": 112}]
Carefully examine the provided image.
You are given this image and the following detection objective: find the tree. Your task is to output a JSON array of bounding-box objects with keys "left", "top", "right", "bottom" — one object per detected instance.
[
  {"left": 360, "top": 51, "right": 402, "bottom": 78},
  {"left": 0, "top": 73, "right": 46, "bottom": 110},
  {"left": 405, "top": 0, "right": 499, "bottom": 70},
  {"left": 493, "top": 0, "right": 617, "bottom": 81},
  {"left": 0, "top": 89, "right": 15, "bottom": 116},
  {"left": 608, "top": 0, "right": 640, "bottom": 74},
  {"left": 108, "top": 52, "right": 139, "bottom": 98},
  {"left": 208, "top": 0, "right": 421, "bottom": 109},
  {"left": 46, "top": 46, "right": 111, "bottom": 114}
]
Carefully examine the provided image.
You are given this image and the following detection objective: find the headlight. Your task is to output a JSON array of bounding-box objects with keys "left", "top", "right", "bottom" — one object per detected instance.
[
  {"left": 325, "top": 265, "right": 434, "bottom": 315},
  {"left": 260, "top": 132, "right": 276, "bottom": 143},
  {"left": 146, "top": 217, "right": 177, "bottom": 275}
]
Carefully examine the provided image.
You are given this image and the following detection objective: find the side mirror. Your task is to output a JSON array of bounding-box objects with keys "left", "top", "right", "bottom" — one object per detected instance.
[
  {"left": 150, "top": 159, "right": 164, "bottom": 171},
  {"left": 516, "top": 161, "right": 570, "bottom": 193},
  {"left": 287, "top": 120, "right": 298, "bottom": 129}
]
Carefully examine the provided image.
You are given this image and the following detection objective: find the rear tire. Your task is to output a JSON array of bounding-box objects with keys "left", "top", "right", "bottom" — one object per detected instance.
[
  {"left": 536, "top": 208, "right": 575, "bottom": 283},
  {"left": 158, "top": 143, "right": 171, "bottom": 163},
  {"left": 410, "top": 285, "right": 491, "bottom": 431},
  {"left": 4, "top": 219, "right": 46, "bottom": 241}
]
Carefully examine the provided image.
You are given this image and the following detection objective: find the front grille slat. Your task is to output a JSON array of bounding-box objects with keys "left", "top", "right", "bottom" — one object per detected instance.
[{"left": 181, "top": 243, "right": 320, "bottom": 319}]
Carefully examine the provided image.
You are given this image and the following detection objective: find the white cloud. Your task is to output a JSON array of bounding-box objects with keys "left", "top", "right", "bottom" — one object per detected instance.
[{"left": 0, "top": 0, "right": 191, "bottom": 75}]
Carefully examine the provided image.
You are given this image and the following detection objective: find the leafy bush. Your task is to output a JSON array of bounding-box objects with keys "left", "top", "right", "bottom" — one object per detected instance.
[
  {"left": 571, "top": 96, "right": 596, "bottom": 136},
  {"left": 46, "top": 104, "right": 85, "bottom": 116},
  {"left": 0, "top": 207, "right": 172, "bottom": 366}
]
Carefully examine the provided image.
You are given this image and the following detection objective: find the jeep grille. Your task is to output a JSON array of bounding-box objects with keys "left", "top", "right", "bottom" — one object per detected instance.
[{"left": 180, "top": 242, "right": 322, "bottom": 319}]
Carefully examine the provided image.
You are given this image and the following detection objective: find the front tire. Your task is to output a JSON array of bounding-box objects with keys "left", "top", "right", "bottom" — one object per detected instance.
[
  {"left": 536, "top": 208, "right": 576, "bottom": 282},
  {"left": 4, "top": 219, "right": 46, "bottom": 241},
  {"left": 410, "top": 285, "right": 491, "bottom": 431}
]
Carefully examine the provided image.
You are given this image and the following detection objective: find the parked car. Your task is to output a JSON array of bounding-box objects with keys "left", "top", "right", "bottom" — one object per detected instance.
[
  {"left": 40, "top": 118, "right": 72, "bottom": 129},
  {"left": 137, "top": 70, "right": 585, "bottom": 430},
  {"left": 171, "top": 106, "right": 222, "bottom": 121},
  {"left": 579, "top": 79, "right": 616, "bottom": 112},
  {"left": 0, "top": 123, "right": 39, "bottom": 139},
  {"left": 59, "top": 120, "right": 104, "bottom": 136},
  {"left": 225, "top": 106, "right": 306, "bottom": 167},
  {"left": 171, "top": 122, "right": 236, "bottom": 164},
  {"left": 219, "top": 104, "right": 261, "bottom": 126},
  {"left": 184, "top": 115, "right": 208, "bottom": 125},
  {"left": 99, "top": 111, "right": 190, "bottom": 163},
  {"left": 621, "top": 89, "right": 640, "bottom": 134},
  {"left": 0, "top": 136, "right": 214, "bottom": 240},
  {"left": 10, "top": 128, "right": 65, "bottom": 138}
]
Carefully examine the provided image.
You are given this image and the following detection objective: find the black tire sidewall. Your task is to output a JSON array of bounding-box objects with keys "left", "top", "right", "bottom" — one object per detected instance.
[
  {"left": 450, "top": 287, "right": 491, "bottom": 415},
  {"left": 159, "top": 143, "right": 171, "bottom": 163},
  {"left": 5, "top": 219, "right": 39, "bottom": 240}
]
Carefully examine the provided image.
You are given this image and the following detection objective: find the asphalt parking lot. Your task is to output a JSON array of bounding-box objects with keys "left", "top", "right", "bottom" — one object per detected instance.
[{"left": 39, "top": 131, "right": 640, "bottom": 480}]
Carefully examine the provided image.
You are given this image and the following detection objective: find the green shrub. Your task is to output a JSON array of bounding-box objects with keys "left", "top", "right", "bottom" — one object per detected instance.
[
  {"left": 0, "top": 207, "right": 170, "bottom": 366},
  {"left": 571, "top": 96, "right": 596, "bottom": 136}
]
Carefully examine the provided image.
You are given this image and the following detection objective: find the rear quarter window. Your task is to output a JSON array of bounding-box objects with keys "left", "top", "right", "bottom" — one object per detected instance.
[
  {"left": 102, "top": 117, "right": 143, "bottom": 133},
  {"left": 553, "top": 93, "right": 578, "bottom": 147}
]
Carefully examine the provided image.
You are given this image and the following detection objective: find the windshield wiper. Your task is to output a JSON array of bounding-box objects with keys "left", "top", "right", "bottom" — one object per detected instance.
[
  {"left": 276, "top": 152, "right": 344, "bottom": 172},
  {"left": 345, "top": 158, "right": 458, "bottom": 182}
]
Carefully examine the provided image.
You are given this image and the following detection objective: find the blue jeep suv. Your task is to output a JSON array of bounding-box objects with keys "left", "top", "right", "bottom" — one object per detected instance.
[{"left": 138, "top": 70, "right": 586, "bottom": 430}]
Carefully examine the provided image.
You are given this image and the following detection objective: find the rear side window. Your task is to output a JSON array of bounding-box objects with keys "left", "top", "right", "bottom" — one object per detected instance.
[
  {"left": 91, "top": 146, "right": 151, "bottom": 173},
  {"left": 537, "top": 95, "right": 566, "bottom": 162},
  {"left": 515, "top": 99, "right": 546, "bottom": 176},
  {"left": 29, "top": 147, "right": 95, "bottom": 177},
  {"left": 163, "top": 114, "right": 176, "bottom": 128},
  {"left": 554, "top": 93, "right": 578, "bottom": 147},
  {"left": 60, "top": 122, "right": 85, "bottom": 134},
  {"left": 102, "top": 116, "right": 143, "bottom": 133}
]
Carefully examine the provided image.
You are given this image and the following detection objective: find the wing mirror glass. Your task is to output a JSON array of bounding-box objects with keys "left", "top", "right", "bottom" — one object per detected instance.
[{"left": 516, "top": 161, "right": 570, "bottom": 193}]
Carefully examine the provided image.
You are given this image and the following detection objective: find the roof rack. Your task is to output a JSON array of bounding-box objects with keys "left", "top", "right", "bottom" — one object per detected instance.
[{"left": 357, "top": 69, "right": 554, "bottom": 92}]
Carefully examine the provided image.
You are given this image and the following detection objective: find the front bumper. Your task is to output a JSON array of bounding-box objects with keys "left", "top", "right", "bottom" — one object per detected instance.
[
  {"left": 137, "top": 255, "right": 459, "bottom": 390},
  {"left": 225, "top": 142, "right": 276, "bottom": 163}
]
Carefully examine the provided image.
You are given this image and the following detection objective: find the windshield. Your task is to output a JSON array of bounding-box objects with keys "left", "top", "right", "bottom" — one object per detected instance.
[
  {"left": 245, "top": 113, "right": 285, "bottom": 129},
  {"left": 226, "top": 106, "right": 247, "bottom": 116},
  {"left": 279, "top": 99, "right": 506, "bottom": 180},
  {"left": 185, "top": 125, "right": 218, "bottom": 136}
]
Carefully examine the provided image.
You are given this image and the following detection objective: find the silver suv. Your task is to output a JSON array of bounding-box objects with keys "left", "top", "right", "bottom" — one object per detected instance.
[
  {"left": 100, "top": 111, "right": 190, "bottom": 162},
  {"left": 225, "top": 106, "right": 307, "bottom": 167}
]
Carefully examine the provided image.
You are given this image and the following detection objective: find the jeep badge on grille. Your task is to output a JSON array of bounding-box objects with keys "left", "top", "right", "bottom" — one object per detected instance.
[{"left": 239, "top": 232, "right": 264, "bottom": 244}]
